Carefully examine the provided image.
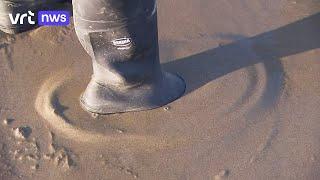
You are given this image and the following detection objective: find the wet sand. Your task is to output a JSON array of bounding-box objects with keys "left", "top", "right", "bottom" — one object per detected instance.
[{"left": 0, "top": 0, "right": 320, "bottom": 179}]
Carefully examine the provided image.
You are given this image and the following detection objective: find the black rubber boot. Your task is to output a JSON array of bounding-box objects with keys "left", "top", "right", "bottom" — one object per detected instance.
[
  {"left": 73, "top": 0, "right": 186, "bottom": 114},
  {"left": 0, "top": 0, "right": 69, "bottom": 34}
]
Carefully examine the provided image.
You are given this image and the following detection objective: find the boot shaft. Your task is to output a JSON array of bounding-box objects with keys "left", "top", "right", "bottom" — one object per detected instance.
[{"left": 73, "top": 0, "right": 160, "bottom": 87}]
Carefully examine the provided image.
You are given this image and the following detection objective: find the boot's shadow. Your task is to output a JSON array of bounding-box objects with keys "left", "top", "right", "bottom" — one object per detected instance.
[{"left": 163, "top": 13, "right": 320, "bottom": 96}]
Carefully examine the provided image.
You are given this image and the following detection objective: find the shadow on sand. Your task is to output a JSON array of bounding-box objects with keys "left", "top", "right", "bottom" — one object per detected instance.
[
  {"left": 162, "top": 13, "right": 320, "bottom": 171},
  {"left": 163, "top": 13, "right": 320, "bottom": 97}
]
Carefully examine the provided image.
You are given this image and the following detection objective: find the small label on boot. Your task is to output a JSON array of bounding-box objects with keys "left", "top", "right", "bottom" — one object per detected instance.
[{"left": 111, "top": 38, "right": 132, "bottom": 50}]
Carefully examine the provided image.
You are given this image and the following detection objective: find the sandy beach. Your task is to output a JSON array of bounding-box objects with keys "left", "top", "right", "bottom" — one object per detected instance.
[{"left": 0, "top": 0, "right": 320, "bottom": 179}]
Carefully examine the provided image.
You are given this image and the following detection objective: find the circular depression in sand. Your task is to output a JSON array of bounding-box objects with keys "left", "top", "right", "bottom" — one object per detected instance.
[{"left": 34, "top": 60, "right": 284, "bottom": 151}]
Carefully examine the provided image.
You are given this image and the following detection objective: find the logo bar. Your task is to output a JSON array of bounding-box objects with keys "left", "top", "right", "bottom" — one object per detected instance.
[{"left": 38, "top": 11, "right": 70, "bottom": 26}]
